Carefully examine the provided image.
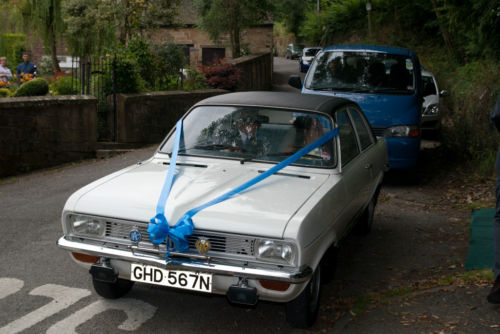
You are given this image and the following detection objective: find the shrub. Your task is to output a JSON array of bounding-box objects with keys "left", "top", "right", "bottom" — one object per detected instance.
[
  {"left": 50, "top": 72, "right": 78, "bottom": 95},
  {"left": 440, "top": 60, "right": 500, "bottom": 173},
  {"left": 13, "top": 78, "right": 49, "bottom": 97},
  {"left": 0, "top": 88, "right": 10, "bottom": 97},
  {"left": 103, "top": 56, "right": 144, "bottom": 94},
  {"left": 199, "top": 61, "right": 241, "bottom": 91},
  {"left": 182, "top": 67, "right": 210, "bottom": 90}
]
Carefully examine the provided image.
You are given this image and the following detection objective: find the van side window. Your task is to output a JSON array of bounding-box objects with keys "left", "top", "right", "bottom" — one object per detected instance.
[
  {"left": 336, "top": 110, "right": 360, "bottom": 166},
  {"left": 348, "top": 108, "right": 374, "bottom": 150}
]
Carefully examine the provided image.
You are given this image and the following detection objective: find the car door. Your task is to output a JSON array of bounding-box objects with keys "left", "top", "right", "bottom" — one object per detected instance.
[
  {"left": 335, "top": 108, "right": 367, "bottom": 232},
  {"left": 348, "top": 107, "right": 378, "bottom": 203}
]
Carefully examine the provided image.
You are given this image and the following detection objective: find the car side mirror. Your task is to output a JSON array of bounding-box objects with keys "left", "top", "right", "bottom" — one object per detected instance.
[
  {"left": 440, "top": 90, "right": 449, "bottom": 97},
  {"left": 288, "top": 75, "right": 302, "bottom": 89}
]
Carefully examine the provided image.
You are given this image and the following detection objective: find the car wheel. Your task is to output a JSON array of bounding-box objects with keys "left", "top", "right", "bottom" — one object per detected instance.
[
  {"left": 354, "top": 189, "right": 380, "bottom": 236},
  {"left": 320, "top": 245, "right": 338, "bottom": 284},
  {"left": 285, "top": 266, "right": 321, "bottom": 328},
  {"left": 92, "top": 277, "right": 134, "bottom": 299}
]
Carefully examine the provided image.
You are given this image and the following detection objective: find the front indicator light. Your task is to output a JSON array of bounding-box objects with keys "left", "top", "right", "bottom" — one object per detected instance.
[{"left": 259, "top": 280, "right": 290, "bottom": 291}]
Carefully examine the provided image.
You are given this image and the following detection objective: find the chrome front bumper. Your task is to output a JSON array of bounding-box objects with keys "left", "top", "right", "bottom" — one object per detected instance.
[{"left": 57, "top": 237, "right": 312, "bottom": 283}]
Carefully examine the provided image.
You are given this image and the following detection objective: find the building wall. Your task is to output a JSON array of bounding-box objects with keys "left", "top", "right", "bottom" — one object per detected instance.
[{"left": 151, "top": 26, "right": 273, "bottom": 66}]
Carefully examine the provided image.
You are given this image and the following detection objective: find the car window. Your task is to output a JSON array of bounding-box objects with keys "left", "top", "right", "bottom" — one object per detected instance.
[
  {"left": 336, "top": 110, "right": 360, "bottom": 166},
  {"left": 348, "top": 108, "right": 374, "bottom": 150},
  {"left": 161, "top": 106, "right": 336, "bottom": 168},
  {"left": 422, "top": 75, "right": 437, "bottom": 96},
  {"left": 305, "top": 50, "right": 416, "bottom": 94}
]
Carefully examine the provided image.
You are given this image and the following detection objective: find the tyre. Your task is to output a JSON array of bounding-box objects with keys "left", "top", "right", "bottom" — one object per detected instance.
[
  {"left": 354, "top": 189, "right": 379, "bottom": 236},
  {"left": 320, "top": 246, "right": 339, "bottom": 284},
  {"left": 285, "top": 266, "right": 321, "bottom": 328},
  {"left": 92, "top": 277, "right": 134, "bottom": 299}
]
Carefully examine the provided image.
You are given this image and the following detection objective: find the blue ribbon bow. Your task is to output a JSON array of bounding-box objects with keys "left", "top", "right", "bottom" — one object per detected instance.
[{"left": 148, "top": 118, "right": 339, "bottom": 259}]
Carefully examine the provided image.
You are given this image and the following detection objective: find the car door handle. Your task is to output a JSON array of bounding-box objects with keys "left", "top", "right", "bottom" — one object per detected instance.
[{"left": 364, "top": 163, "right": 372, "bottom": 169}]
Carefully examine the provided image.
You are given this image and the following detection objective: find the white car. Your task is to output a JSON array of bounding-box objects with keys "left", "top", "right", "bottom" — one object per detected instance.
[
  {"left": 57, "top": 92, "right": 387, "bottom": 328},
  {"left": 421, "top": 70, "right": 448, "bottom": 131}
]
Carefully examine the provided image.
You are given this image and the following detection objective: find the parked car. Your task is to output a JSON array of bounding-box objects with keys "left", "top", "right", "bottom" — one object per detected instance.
[
  {"left": 289, "top": 45, "right": 424, "bottom": 170},
  {"left": 286, "top": 43, "right": 304, "bottom": 60},
  {"left": 300, "top": 47, "right": 322, "bottom": 73},
  {"left": 57, "top": 92, "right": 387, "bottom": 328},
  {"left": 421, "top": 70, "right": 448, "bottom": 131}
]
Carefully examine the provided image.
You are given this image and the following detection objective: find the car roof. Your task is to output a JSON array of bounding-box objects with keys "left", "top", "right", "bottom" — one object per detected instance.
[
  {"left": 304, "top": 47, "right": 322, "bottom": 50},
  {"left": 192, "top": 92, "right": 355, "bottom": 116},
  {"left": 322, "top": 44, "right": 415, "bottom": 56}
]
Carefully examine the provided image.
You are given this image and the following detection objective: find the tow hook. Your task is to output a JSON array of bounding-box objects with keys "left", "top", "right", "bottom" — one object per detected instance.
[
  {"left": 226, "top": 278, "right": 258, "bottom": 306},
  {"left": 89, "top": 259, "right": 118, "bottom": 283}
]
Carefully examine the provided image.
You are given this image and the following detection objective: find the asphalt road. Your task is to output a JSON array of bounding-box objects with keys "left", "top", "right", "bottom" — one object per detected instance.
[{"left": 0, "top": 58, "right": 496, "bottom": 333}]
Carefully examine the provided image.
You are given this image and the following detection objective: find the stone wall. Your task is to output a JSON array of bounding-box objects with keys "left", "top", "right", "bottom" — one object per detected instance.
[
  {"left": 229, "top": 53, "right": 273, "bottom": 91},
  {"left": 0, "top": 96, "right": 97, "bottom": 177},
  {"left": 115, "top": 89, "right": 227, "bottom": 144}
]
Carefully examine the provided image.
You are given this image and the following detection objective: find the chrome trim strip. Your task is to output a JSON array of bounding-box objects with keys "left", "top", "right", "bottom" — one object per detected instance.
[
  {"left": 57, "top": 237, "right": 312, "bottom": 283},
  {"left": 130, "top": 245, "right": 211, "bottom": 261}
]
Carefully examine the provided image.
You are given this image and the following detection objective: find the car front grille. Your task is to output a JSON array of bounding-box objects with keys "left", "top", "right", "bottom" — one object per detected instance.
[
  {"left": 371, "top": 127, "right": 386, "bottom": 137},
  {"left": 104, "top": 220, "right": 255, "bottom": 257}
]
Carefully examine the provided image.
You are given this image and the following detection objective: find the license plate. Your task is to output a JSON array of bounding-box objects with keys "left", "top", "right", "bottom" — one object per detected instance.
[{"left": 131, "top": 264, "right": 212, "bottom": 293}]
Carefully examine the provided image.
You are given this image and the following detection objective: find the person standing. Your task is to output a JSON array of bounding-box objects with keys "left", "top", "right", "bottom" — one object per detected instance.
[
  {"left": 488, "top": 95, "right": 500, "bottom": 304},
  {"left": 0, "top": 57, "right": 13, "bottom": 83},
  {"left": 16, "top": 52, "right": 36, "bottom": 84}
]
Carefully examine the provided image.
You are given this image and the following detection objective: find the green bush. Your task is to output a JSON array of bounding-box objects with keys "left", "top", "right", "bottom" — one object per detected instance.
[
  {"left": 182, "top": 67, "right": 210, "bottom": 90},
  {"left": 0, "top": 33, "right": 27, "bottom": 71},
  {"left": 13, "top": 78, "right": 49, "bottom": 97},
  {"left": 103, "top": 56, "right": 144, "bottom": 94},
  {"left": 0, "top": 88, "right": 10, "bottom": 97},
  {"left": 50, "top": 75, "right": 77, "bottom": 95},
  {"left": 440, "top": 61, "right": 500, "bottom": 173}
]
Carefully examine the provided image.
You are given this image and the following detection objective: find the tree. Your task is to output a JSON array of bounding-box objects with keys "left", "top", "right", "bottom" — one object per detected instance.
[
  {"left": 274, "top": 0, "right": 315, "bottom": 37},
  {"left": 195, "top": 0, "right": 273, "bottom": 58},
  {"left": 23, "top": 0, "right": 64, "bottom": 71},
  {"left": 63, "top": 0, "right": 179, "bottom": 56}
]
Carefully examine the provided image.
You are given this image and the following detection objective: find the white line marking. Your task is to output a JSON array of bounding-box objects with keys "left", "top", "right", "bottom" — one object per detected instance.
[
  {"left": 0, "top": 278, "right": 24, "bottom": 299},
  {"left": 46, "top": 298, "right": 157, "bottom": 333},
  {"left": 0, "top": 284, "right": 90, "bottom": 334}
]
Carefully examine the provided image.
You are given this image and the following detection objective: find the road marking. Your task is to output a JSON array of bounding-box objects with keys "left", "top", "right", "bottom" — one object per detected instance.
[
  {"left": 0, "top": 284, "right": 90, "bottom": 334},
  {"left": 46, "top": 298, "right": 157, "bottom": 333},
  {"left": 0, "top": 278, "right": 23, "bottom": 299}
]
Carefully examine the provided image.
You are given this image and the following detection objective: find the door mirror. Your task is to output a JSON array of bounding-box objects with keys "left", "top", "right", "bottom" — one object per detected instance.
[
  {"left": 288, "top": 75, "right": 302, "bottom": 89},
  {"left": 439, "top": 90, "right": 449, "bottom": 97}
]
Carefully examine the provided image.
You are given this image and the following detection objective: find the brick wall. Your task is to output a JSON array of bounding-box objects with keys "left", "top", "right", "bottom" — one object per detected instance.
[
  {"left": 0, "top": 96, "right": 97, "bottom": 177},
  {"left": 229, "top": 53, "right": 273, "bottom": 91}
]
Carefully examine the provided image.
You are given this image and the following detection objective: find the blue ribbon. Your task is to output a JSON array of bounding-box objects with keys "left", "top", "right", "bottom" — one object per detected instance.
[{"left": 148, "top": 120, "right": 339, "bottom": 259}]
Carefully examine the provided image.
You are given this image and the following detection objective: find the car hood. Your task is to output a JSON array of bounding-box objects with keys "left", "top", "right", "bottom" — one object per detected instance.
[{"left": 68, "top": 157, "right": 330, "bottom": 238}]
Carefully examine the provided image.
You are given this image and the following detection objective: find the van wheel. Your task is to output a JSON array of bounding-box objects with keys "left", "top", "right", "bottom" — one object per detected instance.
[
  {"left": 354, "top": 189, "right": 379, "bottom": 236},
  {"left": 285, "top": 266, "right": 321, "bottom": 328},
  {"left": 92, "top": 277, "right": 134, "bottom": 299}
]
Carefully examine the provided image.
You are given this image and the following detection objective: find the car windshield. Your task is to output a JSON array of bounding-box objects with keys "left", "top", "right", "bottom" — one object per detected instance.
[
  {"left": 304, "top": 48, "right": 320, "bottom": 57},
  {"left": 160, "top": 106, "right": 336, "bottom": 168},
  {"left": 305, "top": 50, "right": 416, "bottom": 94}
]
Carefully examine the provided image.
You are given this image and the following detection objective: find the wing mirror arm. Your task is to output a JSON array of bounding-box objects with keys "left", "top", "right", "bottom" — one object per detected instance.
[{"left": 440, "top": 90, "right": 449, "bottom": 97}]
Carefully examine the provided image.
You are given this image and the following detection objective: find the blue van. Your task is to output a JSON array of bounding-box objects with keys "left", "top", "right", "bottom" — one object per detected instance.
[{"left": 289, "top": 45, "right": 423, "bottom": 170}]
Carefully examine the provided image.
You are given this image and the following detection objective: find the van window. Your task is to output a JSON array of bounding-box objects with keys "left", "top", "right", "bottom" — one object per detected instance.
[{"left": 305, "top": 51, "right": 415, "bottom": 94}]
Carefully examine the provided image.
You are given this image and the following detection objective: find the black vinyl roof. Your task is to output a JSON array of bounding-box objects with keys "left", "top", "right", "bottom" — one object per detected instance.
[{"left": 193, "top": 91, "right": 356, "bottom": 116}]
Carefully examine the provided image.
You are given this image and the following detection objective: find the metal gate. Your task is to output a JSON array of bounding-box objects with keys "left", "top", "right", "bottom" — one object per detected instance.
[{"left": 71, "top": 56, "right": 116, "bottom": 141}]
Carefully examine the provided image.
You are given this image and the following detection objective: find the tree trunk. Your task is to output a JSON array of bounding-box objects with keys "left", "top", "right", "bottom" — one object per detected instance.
[
  {"left": 232, "top": 26, "right": 241, "bottom": 58},
  {"left": 47, "top": 4, "right": 61, "bottom": 73},
  {"left": 429, "top": 0, "right": 458, "bottom": 61}
]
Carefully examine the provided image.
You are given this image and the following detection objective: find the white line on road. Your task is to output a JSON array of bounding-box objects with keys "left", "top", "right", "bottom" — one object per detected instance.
[
  {"left": 46, "top": 298, "right": 157, "bottom": 333},
  {"left": 0, "top": 278, "right": 23, "bottom": 299},
  {"left": 0, "top": 284, "right": 90, "bottom": 334}
]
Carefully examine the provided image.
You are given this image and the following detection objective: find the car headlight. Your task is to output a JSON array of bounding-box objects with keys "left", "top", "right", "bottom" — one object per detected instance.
[
  {"left": 255, "top": 239, "right": 297, "bottom": 265},
  {"left": 422, "top": 104, "right": 439, "bottom": 116},
  {"left": 383, "top": 125, "right": 420, "bottom": 138},
  {"left": 66, "top": 214, "right": 106, "bottom": 238}
]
